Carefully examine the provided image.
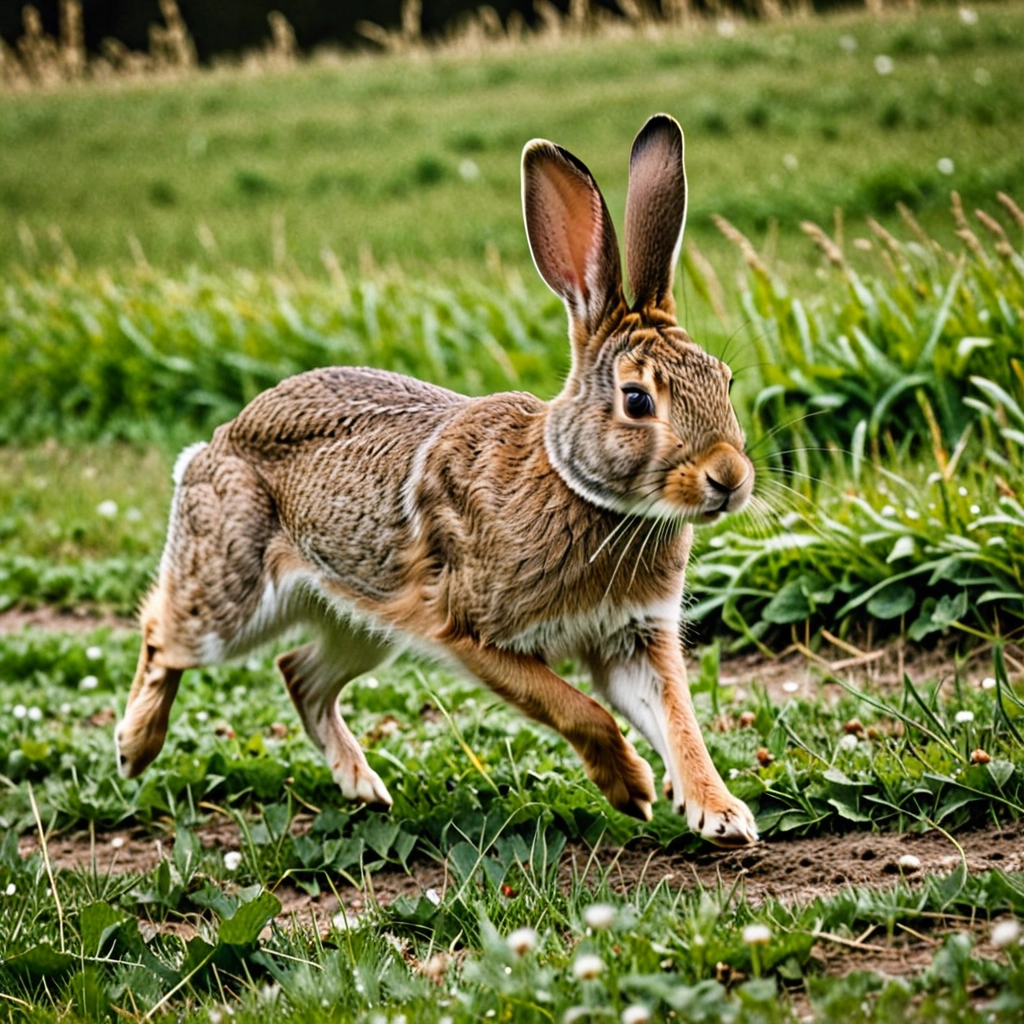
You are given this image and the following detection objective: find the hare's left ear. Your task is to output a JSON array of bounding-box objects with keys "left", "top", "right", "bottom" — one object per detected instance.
[{"left": 624, "top": 114, "right": 687, "bottom": 317}]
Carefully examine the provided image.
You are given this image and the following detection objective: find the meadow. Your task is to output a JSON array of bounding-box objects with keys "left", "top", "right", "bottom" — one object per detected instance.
[{"left": 1, "top": 2, "right": 1024, "bottom": 1021}]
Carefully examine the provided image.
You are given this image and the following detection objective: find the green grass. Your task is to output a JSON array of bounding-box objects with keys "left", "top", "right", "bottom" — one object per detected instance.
[
  {"left": 1, "top": 4, "right": 1023, "bottom": 278},
  {"left": 0, "top": 628, "right": 1022, "bottom": 1021}
]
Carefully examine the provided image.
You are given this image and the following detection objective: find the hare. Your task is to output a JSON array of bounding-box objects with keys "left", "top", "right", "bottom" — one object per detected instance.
[{"left": 116, "top": 114, "right": 758, "bottom": 847}]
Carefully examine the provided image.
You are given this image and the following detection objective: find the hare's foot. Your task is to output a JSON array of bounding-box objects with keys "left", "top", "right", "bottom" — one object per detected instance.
[
  {"left": 583, "top": 742, "right": 656, "bottom": 821},
  {"left": 116, "top": 642, "right": 184, "bottom": 778},
  {"left": 328, "top": 741, "right": 393, "bottom": 809},
  {"left": 679, "top": 789, "right": 758, "bottom": 847}
]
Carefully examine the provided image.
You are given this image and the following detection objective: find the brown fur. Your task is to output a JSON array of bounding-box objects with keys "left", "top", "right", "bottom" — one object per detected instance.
[{"left": 116, "top": 115, "right": 758, "bottom": 845}]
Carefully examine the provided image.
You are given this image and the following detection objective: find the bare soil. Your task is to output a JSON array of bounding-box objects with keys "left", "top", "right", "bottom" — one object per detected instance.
[{"left": 19, "top": 815, "right": 1023, "bottom": 979}]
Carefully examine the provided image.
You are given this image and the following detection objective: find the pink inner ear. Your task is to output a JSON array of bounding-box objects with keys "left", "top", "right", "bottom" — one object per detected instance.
[{"left": 532, "top": 166, "right": 600, "bottom": 303}]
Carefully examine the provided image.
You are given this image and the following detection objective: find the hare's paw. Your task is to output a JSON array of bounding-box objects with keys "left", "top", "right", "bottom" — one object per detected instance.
[
  {"left": 114, "top": 716, "right": 163, "bottom": 779},
  {"left": 331, "top": 756, "right": 393, "bottom": 810},
  {"left": 683, "top": 791, "right": 758, "bottom": 847},
  {"left": 586, "top": 747, "right": 656, "bottom": 822}
]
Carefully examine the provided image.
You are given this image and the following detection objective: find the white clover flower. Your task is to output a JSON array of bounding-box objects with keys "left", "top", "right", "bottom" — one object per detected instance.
[
  {"left": 111, "top": 836, "right": 125, "bottom": 849},
  {"left": 936, "top": 158, "right": 955, "bottom": 176},
  {"left": 874, "top": 55, "right": 894, "bottom": 75},
  {"left": 5, "top": 883, "right": 15, "bottom": 896},
  {"left": 209, "top": 1011, "right": 223, "bottom": 1024},
  {"left": 86, "top": 645, "right": 103, "bottom": 661},
  {"left": 782, "top": 681, "right": 799, "bottom": 694},
  {"left": 28, "top": 706, "right": 42, "bottom": 722},
  {"left": 572, "top": 953, "right": 604, "bottom": 980},
  {"left": 195, "top": 711, "right": 209, "bottom": 723},
  {"left": 959, "top": 6, "right": 978, "bottom": 26},
  {"left": 79, "top": 675, "right": 99, "bottom": 691},
  {"left": 12, "top": 704, "right": 27, "bottom": 720},
  {"left": 898, "top": 854, "right": 921, "bottom": 871},
  {"left": 955, "top": 710, "right": 975, "bottom": 724},
  {"left": 583, "top": 903, "right": 617, "bottom": 931},
  {"left": 96, "top": 500, "right": 119, "bottom": 519},
  {"left": 507, "top": 926, "right": 538, "bottom": 956},
  {"left": 969, "top": 504, "right": 981, "bottom": 516},
  {"left": 958, "top": 486, "right": 969, "bottom": 497},
  {"left": 742, "top": 923, "right": 771, "bottom": 945},
  {"left": 992, "top": 919, "right": 1021, "bottom": 948},
  {"left": 838, "top": 733, "right": 859, "bottom": 751},
  {"left": 981, "top": 677, "right": 997, "bottom": 691},
  {"left": 223, "top": 850, "right": 243, "bottom": 871},
  {"left": 622, "top": 1006, "right": 652, "bottom": 1024},
  {"left": 458, "top": 159, "right": 480, "bottom": 181}
]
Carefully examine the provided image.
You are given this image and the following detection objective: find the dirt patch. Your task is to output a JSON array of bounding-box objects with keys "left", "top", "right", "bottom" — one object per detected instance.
[
  {"left": 0, "top": 607, "right": 135, "bottom": 636},
  {"left": 20, "top": 818, "right": 1023, "bottom": 956}
]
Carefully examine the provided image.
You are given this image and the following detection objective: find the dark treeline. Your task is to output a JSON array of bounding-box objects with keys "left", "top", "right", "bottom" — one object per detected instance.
[
  {"left": 0, "top": 0, "right": 855, "bottom": 62},
  {"left": 1, "top": 1, "right": 591, "bottom": 59}
]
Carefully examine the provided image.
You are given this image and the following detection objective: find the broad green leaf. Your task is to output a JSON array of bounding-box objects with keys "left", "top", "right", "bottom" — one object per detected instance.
[
  {"left": 218, "top": 890, "right": 281, "bottom": 946},
  {"left": 866, "top": 583, "right": 916, "bottom": 619}
]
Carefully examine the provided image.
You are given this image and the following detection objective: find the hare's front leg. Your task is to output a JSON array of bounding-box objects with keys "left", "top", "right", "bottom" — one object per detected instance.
[
  {"left": 591, "top": 634, "right": 758, "bottom": 846},
  {"left": 277, "top": 622, "right": 394, "bottom": 809},
  {"left": 449, "top": 640, "right": 656, "bottom": 820}
]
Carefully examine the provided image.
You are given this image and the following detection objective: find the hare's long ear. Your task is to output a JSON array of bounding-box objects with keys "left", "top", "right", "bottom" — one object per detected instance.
[
  {"left": 624, "top": 114, "right": 686, "bottom": 317},
  {"left": 522, "top": 140, "right": 623, "bottom": 354}
]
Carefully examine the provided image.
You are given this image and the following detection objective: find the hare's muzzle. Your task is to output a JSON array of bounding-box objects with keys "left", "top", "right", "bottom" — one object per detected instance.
[{"left": 699, "top": 443, "right": 754, "bottom": 521}]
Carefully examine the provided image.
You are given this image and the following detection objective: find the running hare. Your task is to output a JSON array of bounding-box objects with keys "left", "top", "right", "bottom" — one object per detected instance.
[{"left": 116, "top": 114, "right": 758, "bottom": 846}]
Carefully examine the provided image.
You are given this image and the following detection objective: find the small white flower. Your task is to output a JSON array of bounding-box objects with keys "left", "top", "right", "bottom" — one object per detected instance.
[
  {"left": 973, "top": 67, "right": 991, "bottom": 86},
  {"left": 969, "top": 504, "right": 981, "bottom": 516},
  {"left": 59, "top": 702, "right": 71, "bottom": 715},
  {"left": 898, "top": 854, "right": 921, "bottom": 871},
  {"left": 839, "top": 34, "right": 858, "bottom": 53},
  {"left": 86, "top": 645, "right": 103, "bottom": 661},
  {"left": 223, "top": 850, "right": 243, "bottom": 871},
  {"left": 782, "top": 153, "right": 799, "bottom": 171},
  {"left": 955, "top": 710, "right": 975, "bottom": 724},
  {"left": 5, "top": 883, "right": 15, "bottom": 896},
  {"left": 782, "top": 681, "right": 799, "bottom": 693},
  {"left": 12, "top": 704, "right": 27, "bottom": 720},
  {"left": 332, "top": 910, "right": 362, "bottom": 930},
  {"left": 27, "top": 706, "right": 42, "bottom": 722},
  {"left": 874, "top": 55, "right": 894, "bottom": 75},
  {"left": 583, "top": 903, "right": 617, "bottom": 931},
  {"left": 96, "top": 500, "right": 119, "bottom": 519},
  {"left": 572, "top": 953, "right": 604, "bottom": 980},
  {"left": 981, "top": 677, "right": 997, "bottom": 691},
  {"left": 716, "top": 18, "right": 736, "bottom": 38},
  {"left": 507, "top": 926, "right": 538, "bottom": 956},
  {"left": 209, "top": 1011, "right": 223, "bottom": 1024},
  {"left": 958, "top": 486, "right": 969, "bottom": 497},
  {"left": 458, "top": 159, "right": 480, "bottom": 181},
  {"left": 959, "top": 6, "right": 978, "bottom": 26},
  {"left": 992, "top": 919, "right": 1021, "bottom": 948},
  {"left": 111, "top": 836, "right": 125, "bottom": 849},
  {"left": 365, "top": 677, "right": 379, "bottom": 690},
  {"left": 425, "top": 887, "right": 442, "bottom": 906},
  {"left": 742, "top": 923, "right": 771, "bottom": 945},
  {"left": 563, "top": 1009, "right": 587, "bottom": 1024},
  {"left": 905, "top": 508, "right": 920, "bottom": 520},
  {"left": 838, "top": 733, "right": 859, "bottom": 751},
  {"left": 79, "top": 675, "right": 99, "bottom": 691},
  {"left": 622, "top": 1006, "right": 652, "bottom": 1024},
  {"left": 881, "top": 504, "right": 897, "bottom": 517},
  {"left": 936, "top": 158, "right": 955, "bottom": 176},
  {"left": 195, "top": 711, "right": 209, "bottom": 722}
]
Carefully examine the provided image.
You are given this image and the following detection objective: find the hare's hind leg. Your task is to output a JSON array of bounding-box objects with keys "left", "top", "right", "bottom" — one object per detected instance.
[
  {"left": 277, "top": 621, "right": 394, "bottom": 809},
  {"left": 116, "top": 589, "right": 196, "bottom": 779}
]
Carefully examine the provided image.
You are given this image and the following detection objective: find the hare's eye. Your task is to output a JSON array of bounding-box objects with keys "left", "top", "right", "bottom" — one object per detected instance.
[{"left": 622, "top": 387, "right": 654, "bottom": 419}]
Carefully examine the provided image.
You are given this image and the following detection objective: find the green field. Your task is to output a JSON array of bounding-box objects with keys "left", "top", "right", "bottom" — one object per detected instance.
[{"left": 2, "top": 3, "right": 1024, "bottom": 1021}]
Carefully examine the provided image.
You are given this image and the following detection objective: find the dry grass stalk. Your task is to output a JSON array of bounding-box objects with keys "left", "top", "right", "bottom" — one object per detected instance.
[
  {"left": 996, "top": 192, "right": 1024, "bottom": 232},
  {"left": 712, "top": 214, "right": 768, "bottom": 276},
  {"left": 58, "top": 0, "right": 85, "bottom": 79},
  {"left": 865, "top": 216, "right": 902, "bottom": 256},
  {"left": 685, "top": 239, "right": 729, "bottom": 324},
  {"left": 799, "top": 220, "right": 846, "bottom": 269},
  {"left": 266, "top": 11, "right": 299, "bottom": 66}
]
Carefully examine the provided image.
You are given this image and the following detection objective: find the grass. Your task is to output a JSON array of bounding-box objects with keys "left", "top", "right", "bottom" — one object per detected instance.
[
  {"left": 1, "top": 4, "right": 1023, "bottom": 278},
  {"left": 0, "top": 627, "right": 1022, "bottom": 1020}
]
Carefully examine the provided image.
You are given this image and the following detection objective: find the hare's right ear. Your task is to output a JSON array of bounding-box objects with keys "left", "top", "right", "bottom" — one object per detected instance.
[{"left": 522, "top": 140, "right": 623, "bottom": 350}]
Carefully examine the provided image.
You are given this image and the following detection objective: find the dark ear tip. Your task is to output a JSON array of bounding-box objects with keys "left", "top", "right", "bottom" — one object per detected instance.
[
  {"left": 632, "top": 113, "right": 684, "bottom": 159},
  {"left": 522, "top": 139, "right": 596, "bottom": 184}
]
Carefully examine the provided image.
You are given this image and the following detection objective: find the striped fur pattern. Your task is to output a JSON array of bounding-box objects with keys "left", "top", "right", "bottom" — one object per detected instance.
[{"left": 116, "top": 114, "right": 758, "bottom": 846}]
